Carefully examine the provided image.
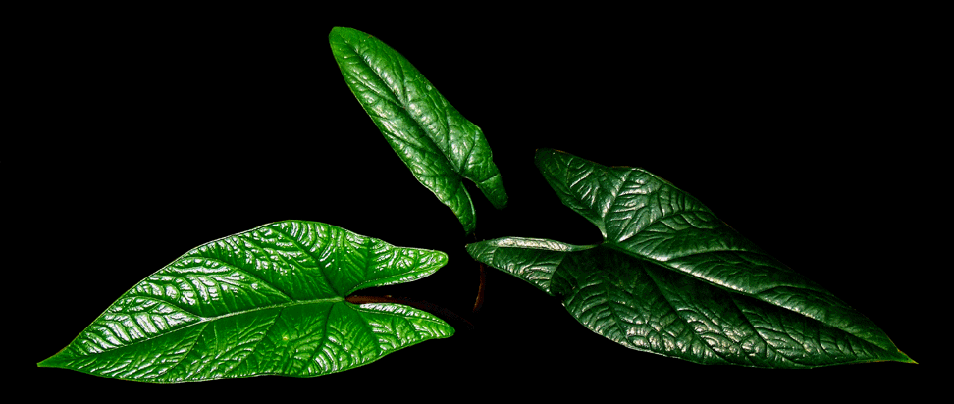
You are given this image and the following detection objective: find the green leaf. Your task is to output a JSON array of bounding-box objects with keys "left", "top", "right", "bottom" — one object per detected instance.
[
  {"left": 38, "top": 221, "right": 454, "bottom": 382},
  {"left": 466, "top": 149, "right": 913, "bottom": 368},
  {"left": 329, "top": 26, "right": 507, "bottom": 234}
]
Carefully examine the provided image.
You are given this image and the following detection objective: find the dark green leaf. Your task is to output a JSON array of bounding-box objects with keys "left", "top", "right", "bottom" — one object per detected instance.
[
  {"left": 466, "top": 149, "right": 913, "bottom": 368},
  {"left": 39, "top": 221, "right": 453, "bottom": 382},
  {"left": 329, "top": 26, "right": 507, "bottom": 234}
]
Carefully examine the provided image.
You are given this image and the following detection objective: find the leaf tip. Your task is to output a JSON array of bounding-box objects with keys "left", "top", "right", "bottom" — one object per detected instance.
[
  {"left": 533, "top": 147, "right": 556, "bottom": 157},
  {"left": 436, "top": 250, "right": 450, "bottom": 265},
  {"left": 899, "top": 351, "right": 917, "bottom": 364},
  {"left": 533, "top": 147, "right": 570, "bottom": 168},
  {"left": 329, "top": 26, "right": 349, "bottom": 35},
  {"left": 329, "top": 26, "right": 363, "bottom": 44},
  {"left": 36, "top": 354, "right": 61, "bottom": 369},
  {"left": 463, "top": 242, "right": 480, "bottom": 258}
]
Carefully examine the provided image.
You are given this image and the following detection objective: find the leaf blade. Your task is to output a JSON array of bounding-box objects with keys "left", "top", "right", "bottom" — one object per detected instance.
[
  {"left": 469, "top": 236, "right": 912, "bottom": 368},
  {"left": 467, "top": 149, "right": 913, "bottom": 367},
  {"left": 39, "top": 221, "right": 454, "bottom": 382},
  {"left": 329, "top": 27, "right": 507, "bottom": 233}
]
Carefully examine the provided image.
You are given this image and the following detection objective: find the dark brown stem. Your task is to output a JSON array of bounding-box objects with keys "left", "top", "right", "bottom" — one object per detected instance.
[
  {"left": 471, "top": 233, "right": 486, "bottom": 313},
  {"left": 473, "top": 262, "right": 486, "bottom": 313},
  {"left": 345, "top": 294, "right": 474, "bottom": 330}
]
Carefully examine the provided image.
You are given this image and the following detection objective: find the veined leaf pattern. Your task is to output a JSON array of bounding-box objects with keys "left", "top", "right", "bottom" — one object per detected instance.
[
  {"left": 466, "top": 149, "right": 913, "bottom": 368},
  {"left": 39, "top": 221, "right": 453, "bottom": 382},
  {"left": 329, "top": 27, "right": 507, "bottom": 234}
]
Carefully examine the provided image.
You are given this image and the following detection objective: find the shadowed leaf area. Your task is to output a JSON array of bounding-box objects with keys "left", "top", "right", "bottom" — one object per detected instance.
[{"left": 467, "top": 149, "right": 913, "bottom": 368}]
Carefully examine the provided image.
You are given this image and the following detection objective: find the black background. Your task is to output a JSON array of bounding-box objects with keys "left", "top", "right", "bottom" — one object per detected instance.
[{"left": 19, "top": 7, "right": 936, "bottom": 400}]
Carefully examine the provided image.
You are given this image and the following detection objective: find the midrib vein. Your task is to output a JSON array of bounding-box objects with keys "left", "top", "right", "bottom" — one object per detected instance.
[
  {"left": 83, "top": 296, "right": 345, "bottom": 356},
  {"left": 196, "top": 296, "right": 344, "bottom": 323}
]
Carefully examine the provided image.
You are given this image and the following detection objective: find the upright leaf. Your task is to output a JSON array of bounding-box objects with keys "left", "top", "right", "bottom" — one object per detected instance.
[
  {"left": 466, "top": 149, "right": 913, "bottom": 368},
  {"left": 329, "top": 26, "right": 507, "bottom": 234},
  {"left": 39, "top": 221, "right": 454, "bottom": 382}
]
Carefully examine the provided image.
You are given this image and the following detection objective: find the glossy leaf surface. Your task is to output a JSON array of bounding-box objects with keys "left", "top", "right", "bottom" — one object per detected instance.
[
  {"left": 466, "top": 149, "right": 913, "bottom": 368},
  {"left": 329, "top": 26, "right": 507, "bottom": 234},
  {"left": 39, "top": 221, "right": 453, "bottom": 382}
]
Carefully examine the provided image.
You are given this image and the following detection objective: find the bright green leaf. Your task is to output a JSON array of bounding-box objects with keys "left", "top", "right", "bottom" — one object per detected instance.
[
  {"left": 38, "top": 221, "right": 454, "bottom": 382},
  {"left": 329, "top": 27, "right": 507, "bottom": 234},
  {"left": 466, "top": 149, "right": 913, "bottom": 368}
]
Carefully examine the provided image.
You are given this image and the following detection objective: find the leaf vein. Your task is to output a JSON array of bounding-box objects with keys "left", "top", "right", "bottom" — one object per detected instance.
[
  {"left": 640, "top": 268, "right": 729, "bottom": 364},
  {"left": 269, "top": 225, "right": 341, "bottom": 297},
  {"left": 156, "top": 322, "right": 209, "bottom": 380},
  {"left": 179, "top": 256, "right": 294, "bottom": 302}
]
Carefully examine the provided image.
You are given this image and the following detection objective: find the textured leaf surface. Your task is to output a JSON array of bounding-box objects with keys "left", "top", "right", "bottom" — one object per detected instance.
[
  {"left": 329, "top": 26, "right": 507, "bottom": 234},
  {"left": 39, "top": 221, "right": 453, "bottom": 382},
  {"left": 466, "top": 149, "right": 913, "bottom": 368}
]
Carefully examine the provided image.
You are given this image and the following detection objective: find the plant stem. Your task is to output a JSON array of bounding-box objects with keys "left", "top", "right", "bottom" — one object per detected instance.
[
  {"left": 471, "top": 233, "right": 486, "bottom": 313},
  {"left": 473, "top": 262, "right": 486, "bottom": 313}
]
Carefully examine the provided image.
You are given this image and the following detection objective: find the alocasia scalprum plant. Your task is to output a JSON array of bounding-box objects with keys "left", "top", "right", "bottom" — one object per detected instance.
[{"left": 38, "top": 26, "right": 915, "bottom": 383}]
